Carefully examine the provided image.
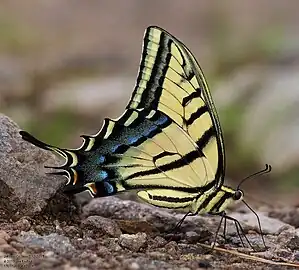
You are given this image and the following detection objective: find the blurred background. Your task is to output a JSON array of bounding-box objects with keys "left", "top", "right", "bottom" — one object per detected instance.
[{"left": 1, "top": 0, "right": 299, "bottom": 205}]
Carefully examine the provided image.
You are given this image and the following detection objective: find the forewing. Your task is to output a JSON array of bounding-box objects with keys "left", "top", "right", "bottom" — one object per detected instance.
[{"left": 127, "top": 26, "right": 225, "bottom": 188}]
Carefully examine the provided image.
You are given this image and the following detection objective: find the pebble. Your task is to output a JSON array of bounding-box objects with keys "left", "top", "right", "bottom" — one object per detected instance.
[
  {"left": 185, "top": 231, "right": 201, "bottom": 244},
  {"left": 0, "top": 238, "right": 7, "bottom": 245},
  {"left": 44, "top": 251, "right": 55, "bottom": 257},
  {"left": 286, "top": 235, "right": 299, "bottom": 250},
  {"left": 62, "top": 264, "right": 89, "bottom": 270},
  {"left": 96, "top": 245, "right": 111, "bottom": 257},
  {"left": 0, "top": 230, "right": 10, "bottom": 242},
  {"left": 17, "top": 231, "right": 76, "bottom": 255},
  {"left": 152, "top": 236, "right": 167, "bottom": 247},
  {"left": 75, "top": 237, "right": 97, "bottom": 250},
  {"left": 82, "top": 216, "right": 122, "bottom": 238},
  {"left": 164, "top": 241, "right": 178, "bottom": 255},
  {"left": 0, "top": 244, "right": 18, "bottom": 254},
  {"left": 118, "top": 233, "right": 147, "bottom": 252},
  {"left": 9, "top": 241, "right": 25, "bottom": 251},
  {"left": 63, "top": 225, "right": 82, "bottom": 238},
  {"left": 277, "top": 228, "right": 297, "bottom": 248},
  {"left": 128, "top": 261, "right": 140, "bottom": 270},
  {"left": 198, "top": 260, "right": 212, "bottom": 268},
  {"left": 148, "top": 251, "right": 169, "bottom": 260},
  {"left": 293, "top": 251, "right": 299, "bottom": 261},
  {"left": 13, "top": 218, "right": 31, "bottom": 232}
]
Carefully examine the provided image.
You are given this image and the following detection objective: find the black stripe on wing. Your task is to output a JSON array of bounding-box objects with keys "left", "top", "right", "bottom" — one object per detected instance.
[
  {"left": 185, "top": 106, "right": 209, "bottom": 126},
  {"left": 124, "top": 149, "right": 202, "bottom": 180},
  {"left": 121, "top": 178, "right": 217, "bottom": 194},
  {"left": 146, "top": 193, "right": 200, "bottom": 203},
  {"left": 196, "top": 126, "right": 216, "bottom": 152}
]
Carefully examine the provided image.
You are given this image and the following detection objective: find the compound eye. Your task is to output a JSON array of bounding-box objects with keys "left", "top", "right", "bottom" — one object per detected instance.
[{"left": 233, "top": 190, "right": 243, "bottom": 200}]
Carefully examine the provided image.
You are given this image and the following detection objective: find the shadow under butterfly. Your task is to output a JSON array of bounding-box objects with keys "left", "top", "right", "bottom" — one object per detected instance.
[{"left": 20, "top": 26, "right": 271, "bottom": 250}]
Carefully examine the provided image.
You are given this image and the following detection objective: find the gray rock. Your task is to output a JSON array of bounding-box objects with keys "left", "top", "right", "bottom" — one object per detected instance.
[
  {"left": 119, "top": 233, "right": 147, "bottom": 252},
  {"left": 185, "top": 231, "right": 201, "bottom": 244},
  {"left": 17, "top": 231, "right": 76, "bottom": 255},
  {"left": 82, "top": 197, "right": 209, "bottom": 234},
  {"left": 0, "top": 114, "right": 65, "bottom": 219},
  {"left": 269, "top": 206, "right": 299, "bottom": 228},
  {"left": 0, "top": 231, "right": 10, "bottom": 243},
  {"left": 230, "top": 211, "right": 293, "bottom": 235},
  {"left": 81, "top": 215, "right": 122, "bottom": 238},
  {"left": 73, "top": 191, "right": 93, "bottom": 207},
  {"left": 276, "top": 227, "right": 299, "bottom": 250}
]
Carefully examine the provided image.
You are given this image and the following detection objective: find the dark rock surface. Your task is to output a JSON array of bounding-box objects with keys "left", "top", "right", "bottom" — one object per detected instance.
[
  {"left": 1, "top": 114, "right": 299, "bottom": 269},
  {"left": 82, "top": 216, "right": 122, "bottom": 238},
  {"left": 0, "top": 114, "right": 66, "bottom": 220}
]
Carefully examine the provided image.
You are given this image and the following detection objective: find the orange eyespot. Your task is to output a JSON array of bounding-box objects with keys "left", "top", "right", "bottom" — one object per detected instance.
[{"left": 85, "top": 183, "right": 97, "bottom": 196}]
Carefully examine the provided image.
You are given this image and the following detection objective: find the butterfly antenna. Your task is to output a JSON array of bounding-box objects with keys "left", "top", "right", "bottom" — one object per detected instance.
[
  {"left": 242, "top": 199, "right": 267, "bottom": 249},
  {"left": 237, "top": 164, "right": 272, "bottom": 190}
]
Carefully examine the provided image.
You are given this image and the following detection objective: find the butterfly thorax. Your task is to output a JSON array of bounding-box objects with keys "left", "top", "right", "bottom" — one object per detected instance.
[{"left": 191, "top": 186, "right": 243, "bottom": 215}]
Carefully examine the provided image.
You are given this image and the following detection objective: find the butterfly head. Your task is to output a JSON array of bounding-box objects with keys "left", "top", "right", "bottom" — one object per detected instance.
[{"left": 232, "top": 189, "right": 244, "bottom": 202}]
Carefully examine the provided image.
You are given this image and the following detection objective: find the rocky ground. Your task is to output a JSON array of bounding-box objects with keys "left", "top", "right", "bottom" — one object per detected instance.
[{"left": 1, "top": 115, "right": 299, "bottom": 270}]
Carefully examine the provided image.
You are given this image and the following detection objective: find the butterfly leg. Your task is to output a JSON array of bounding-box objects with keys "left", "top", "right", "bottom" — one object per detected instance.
[
  {"left": 172, "top": 212, "right": 192, "bottom": 234},
  {"left": 171, "top": 211, "right": 192, "bottom": 233},
  {"left": 210, "top": 211, "right": 226, "bottom": 250},
  {"left": 222, "top": 213, "right": 227, "bottom": 242},
  {"left": 233, "top": 218, "right": 245, "bottom": 247},
  {"left": 166, "top": 212, "right": 194, "bottom": 243},
  {"left": 224, "top": 214, "right": 254, "bottom": 250}
]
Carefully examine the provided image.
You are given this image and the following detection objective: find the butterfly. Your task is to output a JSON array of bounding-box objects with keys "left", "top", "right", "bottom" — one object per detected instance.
[{"left": 20, "top": 26, "right": 269, "bottom": 248}]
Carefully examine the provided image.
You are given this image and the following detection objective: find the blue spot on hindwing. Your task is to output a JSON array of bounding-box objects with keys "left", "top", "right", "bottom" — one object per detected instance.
[
  {"left": 98, "top": 155, "right": 105, "bottom": 164},
  {"left": 143, "top": 125, "right": 157, "bottom": 137},
  {"left": 104, "top": 182, "right": 115, "bottom": 195},
  {"left": 98, "top": 170, "right": 108, "bottom": 180},
  {"left": 155, "top": 115, "right": 168, "bottom": 125},
  {"left": 127, "top": 135, "right": 140, "bottom": 145},
  {"left": 111, "top": 144, "right": 121, "bottom": 153}
]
